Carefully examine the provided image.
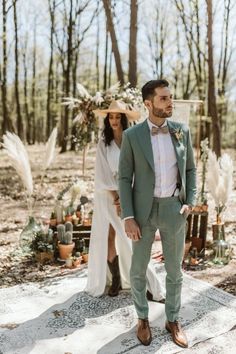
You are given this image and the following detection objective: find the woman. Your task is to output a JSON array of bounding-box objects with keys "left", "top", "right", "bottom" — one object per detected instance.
[{"left": 86, "top": 100, "right": 165, "bottom": 300}]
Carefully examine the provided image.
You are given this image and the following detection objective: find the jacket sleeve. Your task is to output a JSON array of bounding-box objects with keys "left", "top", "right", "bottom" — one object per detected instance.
[
  {"left": 118, "top": 131, "right": 134, "bottom": 219},
  {"left": 185, "top": 127, "right": 197, "bottom": 206}
]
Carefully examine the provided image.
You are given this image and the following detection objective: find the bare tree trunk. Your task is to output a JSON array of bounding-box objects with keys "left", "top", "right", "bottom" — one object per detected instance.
[
  {"left": 174, "top": 0, "right": 205, "bottom": 101},
  {"left": 128, "top": 0, "right": 138, "bottom": 87},
  {"left": 159, "top": 21, "right": 164, "bottom": 78},
  {"left": 22, "top": 35, "right": 31, "bottom": 144},
  {"left": 13, "top": 0, "right": 24, "bottom": 140},
  {"left": 103, "top": 27, "right": 109, "bottom": 90},
  {"left": 71, "top": 49, "right": 79, "bottom": 151},
  {"left": 206, "top": 0, "right": 221, "bottom": 157},
  {"left": 47, "top": 0, "right": 56, "bottom": 139},
  {"left": 146, "top": 2, "right": 168, "bottom": 79},
  {"left": 1, "top": 0, "right": 14, "bottom": 134},
  {"left": 31, "top": 18, "right": 37, "bottom": 143},
  {"left": 108, "top": 45, "right": 112, "bottom": 88},
  {"left": 96, "top": 0, "right": 100, "bottom": 91},
  {"left": 217, "top": 0, "right": 232, "bottom": 125},
  {"left": 102, "top": 0, "right": 124, "bottom": 85},
  {"left": 195, "top": 0, "right": 203, "bottom": 100},
  {"left": 60, "top": 0, "right": 73, "bottom": 153}
]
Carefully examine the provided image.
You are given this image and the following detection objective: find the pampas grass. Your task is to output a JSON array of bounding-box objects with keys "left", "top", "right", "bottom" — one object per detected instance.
[
  {"left": 206, "top": 150, "right": 234, "bottom": 222},
  {"left": 2, "top": 132, "right": 33, "bottom": 196},
  {"left": 105, "top": 82, "right": 120, "bottom": 96},
  {"left": 33, "top": 127, "right": 58, "bottom": 208},
  {"left": 76, "top": 83, "right": 91, "bottom": 99},
  {"left": 43, "top": 127, "right": 58, "bottom": 171},
  {"left": 2, "top": 128, "right": 58, "bottom": 215}
]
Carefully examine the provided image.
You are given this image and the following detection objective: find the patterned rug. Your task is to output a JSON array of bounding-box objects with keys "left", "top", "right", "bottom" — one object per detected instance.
[{"left": 0, "top": 263, "right": 236, "bottom": 354}]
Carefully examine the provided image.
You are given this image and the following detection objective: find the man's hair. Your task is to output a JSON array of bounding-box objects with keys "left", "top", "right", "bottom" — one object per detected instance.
[{"left": 141, "top": 79, "right": 169, "bottom": 101}]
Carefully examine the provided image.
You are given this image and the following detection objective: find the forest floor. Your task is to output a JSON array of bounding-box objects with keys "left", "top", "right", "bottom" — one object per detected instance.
[{"left": 0, "top": 144, "right": 235, "bottom": 296}]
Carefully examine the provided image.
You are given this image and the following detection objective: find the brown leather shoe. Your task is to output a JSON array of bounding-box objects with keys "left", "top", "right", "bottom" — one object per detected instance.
[
  {"left": 165, "top": 321, "right": 188, "bottom": 348},
  {"left": 137, "top": 319, "right": 152, "bottom": 346}
]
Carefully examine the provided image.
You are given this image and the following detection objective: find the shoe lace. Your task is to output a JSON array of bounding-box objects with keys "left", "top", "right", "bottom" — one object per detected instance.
[
  {"left": 174, "top": 321, "right": 181, "bottom": 333},
  {"left": 142, "top": 319, "right": 149, "bottom": 329}
]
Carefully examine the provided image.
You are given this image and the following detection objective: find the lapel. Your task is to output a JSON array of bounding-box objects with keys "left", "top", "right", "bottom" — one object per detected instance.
[
  {"left": 135, "top": 120, "right": 154, "bottom": 171},
  {"left": 167, "top": 120, "right": 185, "bottom": 178}
]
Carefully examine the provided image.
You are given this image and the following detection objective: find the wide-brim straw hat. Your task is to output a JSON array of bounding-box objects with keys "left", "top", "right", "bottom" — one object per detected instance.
[{"left": 93, "top": 100, "right": 140, "bottom": 121}]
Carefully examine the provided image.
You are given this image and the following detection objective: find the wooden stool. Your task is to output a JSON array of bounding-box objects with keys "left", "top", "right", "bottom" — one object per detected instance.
[{"left": 185, "top": 210, "right": 208, "bottom": 256}]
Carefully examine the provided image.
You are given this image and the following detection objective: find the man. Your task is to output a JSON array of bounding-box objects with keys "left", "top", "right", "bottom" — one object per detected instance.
[{"left": 118, "top": 79, "right": 196, "bottom": 347}]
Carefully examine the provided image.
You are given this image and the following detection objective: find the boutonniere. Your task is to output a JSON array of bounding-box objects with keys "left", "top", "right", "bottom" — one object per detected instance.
[{"left": 170, "top": 128, "right": 183, "bottom": 142}]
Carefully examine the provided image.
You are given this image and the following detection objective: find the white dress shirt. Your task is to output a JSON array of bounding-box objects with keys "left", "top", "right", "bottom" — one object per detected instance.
[{"left": 147, "top": 119, "right": 179, "bottom": 198}]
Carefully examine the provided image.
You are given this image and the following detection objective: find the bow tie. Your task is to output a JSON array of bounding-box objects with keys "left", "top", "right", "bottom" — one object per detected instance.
[{"left": 151, "top": 125, "right": 169, "bottom": 135}]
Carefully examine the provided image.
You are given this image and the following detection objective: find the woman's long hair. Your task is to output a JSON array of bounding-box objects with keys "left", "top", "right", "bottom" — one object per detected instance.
[{"left": 102, "top": 113, "right": 129, "bottom": 146}]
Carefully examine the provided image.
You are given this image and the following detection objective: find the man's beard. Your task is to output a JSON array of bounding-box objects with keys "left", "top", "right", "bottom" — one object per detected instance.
[{"left": 152, "top": 107, "right": 172, "bottom": 118}]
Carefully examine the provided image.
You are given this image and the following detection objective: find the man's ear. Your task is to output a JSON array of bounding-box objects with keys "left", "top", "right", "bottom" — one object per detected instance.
[{"left": 144, "top": 99, "right": 152, "bottom": 110}]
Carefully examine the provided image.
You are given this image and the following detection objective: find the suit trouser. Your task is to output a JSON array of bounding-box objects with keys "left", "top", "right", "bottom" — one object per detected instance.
[{"left": 130, "top": 196, "right": 186, "bottom": 322}]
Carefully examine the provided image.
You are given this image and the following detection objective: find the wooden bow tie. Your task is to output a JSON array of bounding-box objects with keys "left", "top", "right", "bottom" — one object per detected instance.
[{"left": 151, "top": 125, "right": 169, "bottom": 135}]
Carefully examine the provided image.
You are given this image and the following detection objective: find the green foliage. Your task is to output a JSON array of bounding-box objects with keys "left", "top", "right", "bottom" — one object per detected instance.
[
  {"left": 30, "top": 229, "right": 54, "bottom": 253},
  {"left": 64, "top": 205, "right": 74, "bottom": 216},
  {"left": 72, "top": 113, "right": 99, "bottom": 150}
]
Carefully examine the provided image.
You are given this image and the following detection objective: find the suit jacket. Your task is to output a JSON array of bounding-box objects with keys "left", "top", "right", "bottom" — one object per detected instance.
[{"left": 118, "top": 119, "right": 197, "bottom": 227}]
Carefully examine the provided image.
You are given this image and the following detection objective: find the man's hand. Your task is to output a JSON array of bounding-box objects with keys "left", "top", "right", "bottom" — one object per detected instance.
[
  {"left": 180, "top": 204, "right": 192, "bottom": 217},
  {"left": 124, "top": 218, "right": 141, "bottom": 241}
]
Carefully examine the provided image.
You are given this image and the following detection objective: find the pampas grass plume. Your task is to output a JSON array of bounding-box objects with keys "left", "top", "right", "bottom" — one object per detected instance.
[
  {"left": 207, "top": 150, "right": 233, "bottom": 208},
  {"left": 2, "top": 132, "right": 33, "bottom": 196},
  {"left": 44, "top": 127, "right": 57, "bottom": 170}
]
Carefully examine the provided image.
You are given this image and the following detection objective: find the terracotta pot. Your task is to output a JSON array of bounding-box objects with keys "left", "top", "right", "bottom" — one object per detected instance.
[
  {"left": 201, "top": 205, "right": 208, "bottom": 212},
  {"left": 193, "top": 205, "right": 201, "bottom": 212},
  {"left": 83, "top": 218, "right": 92, "bottom": 226},
  {"left": 73, "top": 257, "right": 82, "bottom": 267},
  {"left": 82, "top": 253, "right": 89, "bottom": 263},
  {"left": 58, "top": 242, "right": 75, "bottom": 260}
]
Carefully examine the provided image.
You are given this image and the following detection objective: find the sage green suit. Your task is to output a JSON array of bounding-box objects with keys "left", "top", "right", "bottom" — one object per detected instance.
[{"left": 118, "top": 119, "right": 196, "bottom": 321}]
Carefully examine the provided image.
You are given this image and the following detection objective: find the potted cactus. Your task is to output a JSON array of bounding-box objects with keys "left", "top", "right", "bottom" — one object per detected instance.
[
  {"left": 30, "top": 229, "right": 54, "bottom": 263},
  {"left": 77, "top": 238, "right": 89, "bottom": 263},
  {"left": 64, "top": 205, "right": 74, "bottom": 223},
  {"left": 73, "top": 252, "right": 82, "bottom": 267},
  {"left": 57, "top": 222, "right": 75, "bottom": 260},
  {"left": 82, "top": 247, "right": 89, "bottom": 263}
]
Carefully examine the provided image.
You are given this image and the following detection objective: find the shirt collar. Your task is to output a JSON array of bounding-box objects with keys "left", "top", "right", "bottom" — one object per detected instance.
[{"left": 147, "top": 118, "right": 168, "bottom": 131}]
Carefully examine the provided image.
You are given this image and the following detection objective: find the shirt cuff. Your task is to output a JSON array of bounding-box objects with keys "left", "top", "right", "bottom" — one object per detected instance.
[{"left": 123, "top": 216, "right": 134, "bottom": 221}]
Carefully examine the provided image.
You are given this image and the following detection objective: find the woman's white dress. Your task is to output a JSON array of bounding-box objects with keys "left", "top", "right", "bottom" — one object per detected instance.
[{"left": 85, "top": 139, "right": 165, "bottom": 300}]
